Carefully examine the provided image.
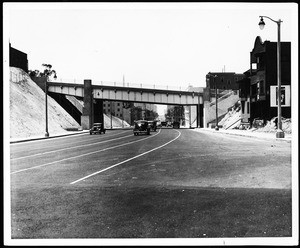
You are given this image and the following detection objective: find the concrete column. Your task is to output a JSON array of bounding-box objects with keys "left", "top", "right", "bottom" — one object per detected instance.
[
  {"left": 203, "top": 87, "right": 211, "bottom": 128},
  {"left": 81, "top": 80, "right": 93, "bottom": 130}
]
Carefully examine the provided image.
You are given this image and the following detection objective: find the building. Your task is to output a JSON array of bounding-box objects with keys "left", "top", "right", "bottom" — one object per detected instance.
[
  {"left": 103, "top": 101, "right": 131, "bottom": 124},
  {"left": 205, "top": 72, "right": 244, "bottom": 91},
  {"left": 243, "top": 36, "right": 291, "bottom": 124},
  {"left": 9, "top": 43, "right": 28, "bottom": 72}
]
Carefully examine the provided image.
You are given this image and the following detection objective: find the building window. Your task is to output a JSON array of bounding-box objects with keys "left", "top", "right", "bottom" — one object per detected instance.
[
  {"left": 227, "top": 80, "right": 231, "bottom": 85},
  {"left": 117, "top": 108, "right": 120, "bottom": 112},
  {"left": 117, "top": 103, "right": 120, "bottom": 106}
]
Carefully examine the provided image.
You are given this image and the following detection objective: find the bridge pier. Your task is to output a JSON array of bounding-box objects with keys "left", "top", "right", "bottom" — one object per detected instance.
[{"left": 81, "top": 80, "right": 93, "bottom": 130}]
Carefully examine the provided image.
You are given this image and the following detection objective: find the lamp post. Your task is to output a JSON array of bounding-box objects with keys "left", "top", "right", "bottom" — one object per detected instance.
[
  {"left": 258, "top": 16, "right": 284, "bottom": 138},
  {"left": 45, "top": 77, "right": 49, "bottom": 137}
]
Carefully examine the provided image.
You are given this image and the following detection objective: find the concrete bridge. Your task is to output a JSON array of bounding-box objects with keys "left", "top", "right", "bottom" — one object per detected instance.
[{"left": 34, "top": 78, "right": 206, "bottom": 129}]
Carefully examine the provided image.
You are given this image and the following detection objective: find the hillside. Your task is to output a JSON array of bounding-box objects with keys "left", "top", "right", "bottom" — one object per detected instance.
[
  {"left": 9, "top": 67, "right": 130, "bottom": 139},
  {"left": 218, "top": 100, "right": 292, "bottom": 133}
]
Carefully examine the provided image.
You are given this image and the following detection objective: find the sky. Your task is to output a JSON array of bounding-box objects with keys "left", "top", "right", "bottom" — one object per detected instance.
[{"left": 4, "top": 3, "right": 297, "bottom": 90}]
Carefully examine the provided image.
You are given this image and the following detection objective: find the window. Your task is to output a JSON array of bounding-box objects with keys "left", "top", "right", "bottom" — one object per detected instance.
[
  {"left": 247, "top": 102, "right": 250, "bottom": 114},
  {"left": 227, "top": 80, "right": 231, "bottom": 85},
  {"left": 117, "top": 108, "right": 120, "bottom": 112},
  {"left": 117, "top": 103, "right": 120, "bottom": 106}
]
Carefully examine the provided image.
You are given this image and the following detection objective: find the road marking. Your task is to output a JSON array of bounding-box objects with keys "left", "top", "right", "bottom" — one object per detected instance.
[
  {"left": 10, "top": 129, "right": 161, "bottom": 175},
  {"left": 11, "top": 132, "right": 134, "bottom": 161},
  {"left": 70, "top": 130, "right": 181, "bottom": 185}
]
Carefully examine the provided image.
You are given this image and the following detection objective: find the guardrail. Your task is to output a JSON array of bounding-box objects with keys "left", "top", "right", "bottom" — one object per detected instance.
[{"left": 49, "top": 78, "right": 203, "bottom": 92}]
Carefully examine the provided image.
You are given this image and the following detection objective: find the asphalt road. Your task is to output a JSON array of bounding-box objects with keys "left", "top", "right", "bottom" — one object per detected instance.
[{"left": 10, "top": 128, "right": 292, "bottom": 240}]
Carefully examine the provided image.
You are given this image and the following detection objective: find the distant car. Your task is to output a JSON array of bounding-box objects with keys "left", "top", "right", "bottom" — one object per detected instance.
[
  {"left": 133, "top": 120, "right": 151, "bottom": 136},
  {"left": 90, "top": 123, "right": 106, "bottom": 135},
  {"left": 172, "top": 121, "right": 180, "bottom": 129},
  {"left": 148, "top": 120, "right": 157, "bottom": 132},
  {"left": 166, "top": 121, "right": 173, "bottom": 127},
  {"left": 161, "top": 121, "right": 167, "bottom": 127}
]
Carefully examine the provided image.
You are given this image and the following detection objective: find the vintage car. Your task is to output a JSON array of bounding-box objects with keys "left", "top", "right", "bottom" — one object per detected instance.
[
  {"left": 172, "top": 121, "right": 180, "bottom": 129},
  {"left": 133, "top": 120, "right": 151, "bottom": 136},
  {"left": 89, "top": 123, "right": 106, "bottom": 135},
  {"left": 148, "top": 120, "right": 158, "bottom": 132},
  {"left": 161, "top": 121, "right": 167, "bottom": 127}
]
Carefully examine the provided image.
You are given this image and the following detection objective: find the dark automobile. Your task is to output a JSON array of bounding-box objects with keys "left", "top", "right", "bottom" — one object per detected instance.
[
  {"left": 90, "top": 123, "right": 106, "bottom": 135},
  {"left": 161, "top": 121, "right": 167, "bottom": 127},
  {"left": 133, "top": 120, "right": 151, "bottom": 136},
  {"left": 148, "top": 120, "right": 157, "bottom": 132},
  {"left": 172, "top": 121, "right": 180, "bottom": 129}
]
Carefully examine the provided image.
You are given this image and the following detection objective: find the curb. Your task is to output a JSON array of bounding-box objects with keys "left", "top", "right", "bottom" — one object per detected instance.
[
  {"left": 10, "top": 131, "right": 90, "bottom": 144},
  {"left": 194, "top": 128, "right": 292, "bottom": 143}
]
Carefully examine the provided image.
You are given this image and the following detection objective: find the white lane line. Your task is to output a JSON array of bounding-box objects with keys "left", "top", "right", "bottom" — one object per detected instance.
[
  {"left": 11, "top": 133, "right": 134, "bottom": 161},
  {"left": 70, "top": 130, "right": 181, "bottom": 185},
  {"left": 10, "top": 129, "right": 161, "bottom": 175}
]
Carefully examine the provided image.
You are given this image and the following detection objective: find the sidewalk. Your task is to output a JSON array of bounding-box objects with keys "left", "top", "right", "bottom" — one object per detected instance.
[
  {"left": 10, "top": 130, "right": 89, "bottom": 144},
  {"left": 193, "top": 127, "right": 292, "bottom": 143},
  {"left": 9, "top": 127, "right": 133, "bottom": 144}
]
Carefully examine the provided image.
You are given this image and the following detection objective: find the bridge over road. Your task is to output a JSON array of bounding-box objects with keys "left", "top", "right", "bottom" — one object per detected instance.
[{"left": 34, "top": 78, "right": 207, "bottom": 129}]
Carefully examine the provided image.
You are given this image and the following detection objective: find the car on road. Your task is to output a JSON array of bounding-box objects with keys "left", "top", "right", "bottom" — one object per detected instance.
[
  {"left": 172, "top": 121, "right": 180, "bottom": 129},
  {"left": 161, "top": 121, "right": 167, "bottom": 127},
  {"left": 90, "top": 123, "right": 106, "bottom": 135},
  {"left": 133, "top": 120, "right": 151, "bottom": 135},
  {"left": 148, "top": 120, "right": 158, "bottom": 132},
  {"left": 166, "top": 121, "right": 173, "bottom": 127}
]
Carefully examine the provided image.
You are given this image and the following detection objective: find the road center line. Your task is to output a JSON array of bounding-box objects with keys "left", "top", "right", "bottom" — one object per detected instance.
[
  {"left": 11, "top": 133, "right": 133, "bottom": 161},
  {"left": 10, "top": 129, "right": 161, "bottom": 175},
  {"left": 70, "top": 130, "right": 181, "bottom": 185}
]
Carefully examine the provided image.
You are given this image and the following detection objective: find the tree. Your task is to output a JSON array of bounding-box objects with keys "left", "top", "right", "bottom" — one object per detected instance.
[
  {"left": 165, "top": 106, "right": 184, "bottom": 122},
  {"left": 28, "top": 64, "right": 57, "bottom": 80},
  {"left": 41, "top": 64, "right": 57, "bottom": 80},
  {"left": 144, "top": 109, "right": 158, "bottom": 121}
]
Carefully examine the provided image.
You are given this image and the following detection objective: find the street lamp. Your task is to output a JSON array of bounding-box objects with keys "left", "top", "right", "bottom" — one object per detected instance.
[
  {"left": 45, "top": 77, "right": 49, "bottom": 137},
  {"left": 258, "top": 16, "right": 284, "bottom": 138}
]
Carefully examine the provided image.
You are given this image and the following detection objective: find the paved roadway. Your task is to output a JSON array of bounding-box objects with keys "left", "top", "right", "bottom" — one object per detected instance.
[{"left": 10, "top": 128, "right": 292, "bottom": 241}]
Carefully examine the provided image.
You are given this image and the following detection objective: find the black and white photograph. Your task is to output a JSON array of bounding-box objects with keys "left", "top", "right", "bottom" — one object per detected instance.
[{"left": 3, "top": 2, "right": 298, "bottom": 246}]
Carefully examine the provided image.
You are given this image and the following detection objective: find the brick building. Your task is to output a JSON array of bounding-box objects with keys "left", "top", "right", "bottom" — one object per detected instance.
[
  {"left": 238, "top": 36, "right": 291, "bottom": 124},
  {"left": 9, "top": 43, "right": 28, "bottom": 72},
  {"left": 205, "top": 72, "right": 244, "bottom": 91}
]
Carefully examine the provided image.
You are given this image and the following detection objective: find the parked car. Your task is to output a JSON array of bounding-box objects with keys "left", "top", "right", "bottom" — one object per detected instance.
[
  {"left": 133, "top": 120, "right": 151, "bottom": 136},
  {"left": 148, "top": 120, "right": 157, "bottom": 132},
  {"left": 90, "top": 123, "right": 106, "bottom": 135}
]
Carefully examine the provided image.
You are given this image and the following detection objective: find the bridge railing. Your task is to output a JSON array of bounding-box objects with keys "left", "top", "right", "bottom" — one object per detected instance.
[{"left": 49, "top": 78, "right": 202, "bottom": 92}]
